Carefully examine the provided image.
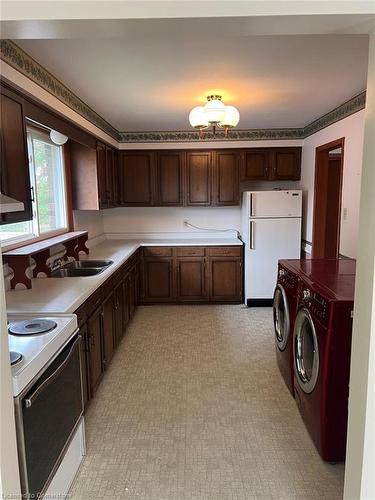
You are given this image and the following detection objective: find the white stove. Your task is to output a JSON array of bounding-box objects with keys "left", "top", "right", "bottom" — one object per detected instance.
[{"left": 7, "top": 314, "right": 78, "bottom": 397}]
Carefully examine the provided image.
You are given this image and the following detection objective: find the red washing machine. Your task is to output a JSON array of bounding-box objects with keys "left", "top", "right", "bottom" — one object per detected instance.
[
  {"left": 273, "top": 261, "right": 300, "bottom": 396},
  {"left": 293, "top": 273, "right": 355, "bottom": 461}
]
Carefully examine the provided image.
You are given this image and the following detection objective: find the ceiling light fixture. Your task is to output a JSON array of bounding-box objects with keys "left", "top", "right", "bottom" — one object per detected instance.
[{"left": 189, "top": 95, "right": 240, "bottom": 138}]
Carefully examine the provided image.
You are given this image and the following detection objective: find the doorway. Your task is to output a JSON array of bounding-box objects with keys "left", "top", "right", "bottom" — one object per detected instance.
[{"left": 312, "top": 138, "right": 344, "bottom": 259}]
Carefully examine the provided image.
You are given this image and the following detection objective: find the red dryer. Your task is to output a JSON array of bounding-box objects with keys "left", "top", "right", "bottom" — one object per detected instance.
[
  {"left": 273, "top": 261, "right": 300, "bottom": 396},
  {"left": 293, "top": 273, "right": 355, "bottom": 461}
]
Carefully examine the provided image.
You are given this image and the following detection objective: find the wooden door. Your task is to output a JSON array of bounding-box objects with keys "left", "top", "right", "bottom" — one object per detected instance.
[
  {"left": 241, "top": 149, "right": 270, "bottom": 181},
  {"left": 156, "top": 151, "right": 184, "bottom": 205},
  {"left": 312, "top": 139, "right": 344, "bottom": 259},
  {"left": 175, "top": 257, "right": 206, "bottom": 301},
  {"left": 208, "top": 258, "right": 242, "bottom": 302},
  {"left": 113, "top": 282, "right": 124, "bottom": 347},
  {"left": 79, "top": 323, "right": 90, "bottom": 410},
  {"left": 102, "top": 292, "right": 115, "bottom": 367},
  {"left": 270, "top": 148, "right": 301, "bottom": 180},
  {"left": 185, "top": 151, "right": 212, "bottom": 206},
  {"left": 213, "top": 150, "right": 240, "bottom": 206},
  {"left": 120, "top": 151, "right": 155, "bottom": 205},
  {"left": 87, "top": 306, "right": 104, "bottom": 394},
  {"left": 142, "top": 258, "right": 174, "bottom": 302},
  {"left": 96, "top": 142, "right": 108, "bottom": 209},
  {"left": 0, "top": 88, "right": 32, "bottom": 224}
]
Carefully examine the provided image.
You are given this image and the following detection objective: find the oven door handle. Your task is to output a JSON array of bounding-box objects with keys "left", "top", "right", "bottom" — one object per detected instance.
[{"left": 24, "top": 336, "right": 80, "bottom": 409}]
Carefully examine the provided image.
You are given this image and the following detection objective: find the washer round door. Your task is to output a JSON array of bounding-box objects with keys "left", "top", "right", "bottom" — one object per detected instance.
[
  {"left": 273, "top": 284, "right": 290, "bottom": 351},
  {"left": 293, "top": 308, "right": 320, "bottom": 394}
]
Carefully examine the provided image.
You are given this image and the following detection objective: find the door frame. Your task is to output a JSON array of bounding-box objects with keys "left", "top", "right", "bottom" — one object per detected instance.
[{"left": 312, "top": 137, "right": 345, "bottom": 258}]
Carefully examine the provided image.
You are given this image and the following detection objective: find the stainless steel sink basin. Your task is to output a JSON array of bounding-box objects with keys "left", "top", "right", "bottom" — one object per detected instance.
[
  {"left": 51, "top": 267, "right": 105, "bottom": 278},
  {"left": 64, "top": 260, "right": 113, "bottom": 269}
]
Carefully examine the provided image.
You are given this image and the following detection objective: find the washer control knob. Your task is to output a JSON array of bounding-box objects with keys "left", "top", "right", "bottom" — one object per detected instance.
[
  {"left": 302, "top": 289, "right": 311, "bottom": 302},
  {"left": 278, "top": 269, "right": 286, "bottom": 278}
]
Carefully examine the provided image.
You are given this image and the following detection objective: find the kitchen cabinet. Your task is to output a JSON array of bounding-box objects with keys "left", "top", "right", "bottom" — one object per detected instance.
[
  {"left": 269, "top": 148, "right": 301, "bottom": 180},
  {"left": 102, "top": 291, "right": 115, "bottom": 367},
  {"left": 0, "top": 87, "right": 32, "bottom": 224},
  {"left": 185, "top": 151, "right": 212, "bottom": 206},
  {"left": 70, "top": 140, "right": 118, "bottom": 210},
  {"left": 114, "top": 280, "right": 124, "bottom": 347},
  {"left": 213, "top": 150, "right": 240, "bottom": 206},
  {"left": 155, "top": 151, "right": 184, "bottom": 206},
  {"left": 87, "top": 306, "right": 104, "bottom": 395},
  {"left": 120, "top": 151, "right": 155, "bottom": 205},
  {"left": 122, "top": 273, "right": 131, "bottom": 330},
  {"left": 240, "top": 147, "right": 301, "bottom": 181},
  {"left": 140, "top": 245, "right": 243, "bottom": 304},
  {"left": 79, "top": 323, "right": 90, "bottom": 408}
]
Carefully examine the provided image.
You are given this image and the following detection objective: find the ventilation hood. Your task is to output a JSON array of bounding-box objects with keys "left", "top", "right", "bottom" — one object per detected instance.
[{"left": 0, "top": 193, "right": 24, "bottom": 213}]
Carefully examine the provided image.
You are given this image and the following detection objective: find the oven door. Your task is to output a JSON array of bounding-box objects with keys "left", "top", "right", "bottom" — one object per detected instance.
[
  {"left": 293, "top": 308, "right": 320, "bottom": 394},
  {"left": 273, "top": 284, "right": 290, "bottom": 351},
  {"left": 15, "top": 334, "right": 83, "bottom": 498}
]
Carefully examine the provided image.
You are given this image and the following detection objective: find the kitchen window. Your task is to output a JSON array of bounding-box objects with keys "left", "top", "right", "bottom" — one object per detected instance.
[{"left": 0, "top": 126, "right": 68, "bottom": 246}]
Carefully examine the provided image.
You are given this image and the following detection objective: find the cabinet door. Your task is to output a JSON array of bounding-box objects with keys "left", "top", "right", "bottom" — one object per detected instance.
[
  {"left": 120, "top": 151, "right": 155, "bottom": 205},
  {"left": 175, "top": 257, "right": 207, "bottom": 301},
  {"left": 96, "top": 142, "right": 108, "bottom": 208},
  {"left": 0, "top": 88, "right": 32, "bottom": 224},
  {"left": 142, "top": 257, "right": 174, "bottom": 302},
  {"left": 208, "top": 258, "right": 242, "bottom": 302},
  {"left": 102, "top": 292, "right": 115, "bottom": 367},
  {"left": 241, "top": 149, "right": 270, "bottom": 181},
  {"left": 87, "top": 307, "right": 104, "bottom": 394},
  {"left": 79, "top": 323, "right": 90, "bottom": 410},
  {"left": 270, "top": 148, "right": 301, "bottom": 180},
  {"left": 105, "top": 146, "right": 116, "bottom": 208},
  {"left": 156, "top": 151, "right": 184, "bottom": 206},
  {"left": 185, "top": 151, "right": 212, "bottom": 206},
  {"left": 213, "top": 150, "right": 240, "bottom": 206},
  {"left": 122, "top": 273, "right": 131, "bottom": 329},
  {"left": 113, "top": 282, "right": 124, "bottom": 347}
]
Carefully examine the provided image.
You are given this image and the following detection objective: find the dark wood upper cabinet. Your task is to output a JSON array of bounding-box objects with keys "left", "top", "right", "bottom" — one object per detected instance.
[
  {"left": 155, "top": 151, "right": 184, "bottom": 206},
  {"left": 241, "top": 149, "right": 270, "bottom": 181},
  {"left": 185, "top": 151, "right": 212, "bottom": 206},
  {"left": 0, "top": 87, "right": 32, "bottom": 224},
  {"left": 269, "top": 148, "right": 301, "bottom": 180},
  {"left": 120, "top": 151, "right": 155, "bottom": 206},
  {"left": 105, "top": 146, "right": 117, "bottom": 208},
  {"left": 96, "top": 142, "right": 108, "bottom": 209},
  {"left": 213, "top": 150, "right": 240, "bottom": 206}
]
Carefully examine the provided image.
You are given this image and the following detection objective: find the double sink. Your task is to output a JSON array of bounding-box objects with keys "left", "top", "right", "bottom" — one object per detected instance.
[{"left": 51, "top": 260, "right": 113, "bottom": 278}]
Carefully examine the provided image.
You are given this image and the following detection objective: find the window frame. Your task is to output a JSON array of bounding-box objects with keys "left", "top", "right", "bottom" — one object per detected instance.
[{"left": 0, "top": 123, "right": 72, "bottom": 252}]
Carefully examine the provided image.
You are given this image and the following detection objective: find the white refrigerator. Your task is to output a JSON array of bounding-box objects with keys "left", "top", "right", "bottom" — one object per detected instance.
[{"left": 241, "top": 190, "right": 302, "bottom": 304}]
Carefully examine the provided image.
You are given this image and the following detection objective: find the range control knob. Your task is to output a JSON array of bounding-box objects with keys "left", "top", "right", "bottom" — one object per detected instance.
[
  {"left": 278, "top": 269, "right": 286, "bottom": 278},
  {"left": 302, "top": 289, "right": 311, "bottom": 302}
]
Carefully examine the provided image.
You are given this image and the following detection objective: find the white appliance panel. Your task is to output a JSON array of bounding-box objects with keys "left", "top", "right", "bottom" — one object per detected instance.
[
  {"left": 245, "top": 217, "right": 301, "bottom": 299},
  {"left": 248, "top": 190, "right": 302, "bottom": 218}
]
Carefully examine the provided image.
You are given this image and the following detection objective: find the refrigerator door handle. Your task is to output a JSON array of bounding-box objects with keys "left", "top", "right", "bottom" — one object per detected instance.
[
  {"left": 249, "top": 193, "right": 253, "bottom": 217},
  {"left": 249, "top": 221, "right": 255, "bottom": 249}
]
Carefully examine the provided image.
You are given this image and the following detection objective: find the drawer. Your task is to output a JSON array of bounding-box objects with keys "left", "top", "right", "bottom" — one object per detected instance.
[
  {"left": 207, "top": 246, "right": 242, "bottom": 257},
  {"left": 143, "top": 246, "right": 173, "bottom": 257},
  {"left": 86, "top": 289, "right": 102, "bottom": 316},
  {"left": 175, "top": 247, "right": 205, "bottom": 257},
  {"left": 74, "top": 302, "right": 87, "bottom": 327}
]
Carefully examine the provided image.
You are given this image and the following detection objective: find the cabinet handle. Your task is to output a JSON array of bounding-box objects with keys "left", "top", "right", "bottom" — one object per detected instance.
[
  {"left": 249, "top": 221, "right": 255, "bottom": 249},
  {"left": 30, "top": 186, "right": 35, "bottom": 203}
]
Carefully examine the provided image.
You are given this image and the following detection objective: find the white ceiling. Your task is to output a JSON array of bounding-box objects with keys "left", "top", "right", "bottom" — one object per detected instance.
[{"left": 14, "top": 21, "right": 369, "bottom": 132}]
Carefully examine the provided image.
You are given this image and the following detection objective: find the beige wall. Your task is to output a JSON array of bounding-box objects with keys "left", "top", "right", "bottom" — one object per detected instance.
[{"left": 299, "top": 110, "right": 365, "bottom": 258}]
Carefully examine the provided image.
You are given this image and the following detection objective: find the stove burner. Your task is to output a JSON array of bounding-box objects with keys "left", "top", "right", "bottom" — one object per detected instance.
[
  {"left": 10, "top": 351, "right": 23, "bottom": 365},
  {"left": 8, "top": 319, "right": 58, "bottom": 336}
]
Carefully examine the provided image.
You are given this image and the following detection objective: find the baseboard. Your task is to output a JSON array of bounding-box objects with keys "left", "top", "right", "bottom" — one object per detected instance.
[{"left": 246, "top": 299, "right": 274, "bottom": 307}]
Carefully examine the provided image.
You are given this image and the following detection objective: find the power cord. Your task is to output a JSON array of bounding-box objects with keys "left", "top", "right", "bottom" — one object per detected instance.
[{"left": 184, "top": 220, "right": 242, "bottom": 241}]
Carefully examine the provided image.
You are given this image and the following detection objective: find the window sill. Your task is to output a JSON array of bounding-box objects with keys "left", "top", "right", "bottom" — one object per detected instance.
[{"left": 1, "top": 229, "right": 69, "bottom": 253}]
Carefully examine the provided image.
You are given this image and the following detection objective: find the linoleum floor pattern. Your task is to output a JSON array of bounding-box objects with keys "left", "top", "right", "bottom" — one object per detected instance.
[{"left": 70, "top": 305, "right": 344, "bottom": 500}]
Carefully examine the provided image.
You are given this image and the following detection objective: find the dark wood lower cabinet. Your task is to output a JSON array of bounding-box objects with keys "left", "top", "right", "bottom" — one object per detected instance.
[
  {"left": 175, "top": 257, "right": 207, "bottom": 301},
  {"left": 79, "top": 323, "right": 90, "bottom": 408},
  {"left": 102, "top": 292, "right": 115, "bottom": 367},
  {"left": 140, "top": 246, "right": 243, "bottom": 304},
  {"left": 114, "top": 281, "right": 124, "bottom": 346},
  {"left": 87, "top": 306, "right": 104, "bottom": 395}
]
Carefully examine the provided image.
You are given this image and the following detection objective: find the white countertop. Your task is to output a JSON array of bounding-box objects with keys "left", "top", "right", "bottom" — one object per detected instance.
[{"left": 5, "top": 238, "right": 242, "bottom": 315}]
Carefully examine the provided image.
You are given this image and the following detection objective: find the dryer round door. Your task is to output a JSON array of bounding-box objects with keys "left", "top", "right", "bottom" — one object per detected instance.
[
  {"left": 293, "top": 308, "right": 320, "bottom": 394},
  {"left": 273, "top": 284, "right": 290, "bottom": 351}
]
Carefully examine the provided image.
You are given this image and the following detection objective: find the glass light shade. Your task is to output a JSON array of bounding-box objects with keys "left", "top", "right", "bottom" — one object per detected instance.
[
  {"left": 50, "top": 129, "right": 68, "bottom": 145},
  {"left": 204, "top": 98, "right": 226, "bottom": 124},
  {"left": 220, "top": 106, "right": 240, "bottom": 128},
  {"left": 189, "top": 106, "right": 209, "bottom": 129}
]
